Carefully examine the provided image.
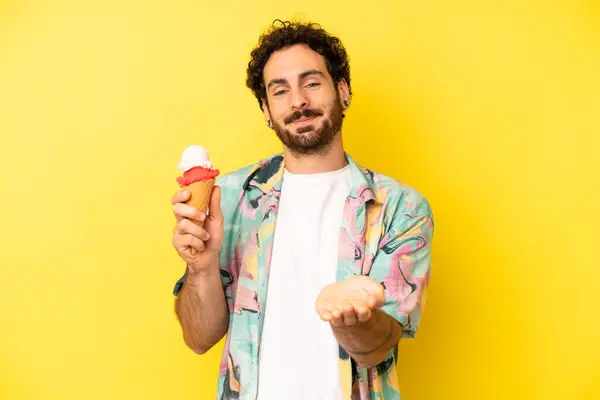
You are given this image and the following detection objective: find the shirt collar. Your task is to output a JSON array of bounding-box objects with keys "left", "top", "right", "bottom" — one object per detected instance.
[{"left": 243, "top": 153, "right": 383, "bottom": 205}]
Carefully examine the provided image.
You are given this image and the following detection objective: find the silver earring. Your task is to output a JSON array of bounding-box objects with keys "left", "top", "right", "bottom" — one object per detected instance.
[
  {"left": 343, "top": 100, "right": 349, "bottom": 107},
  {"left": 267, "top": 120, "right": 271, "bottom": 127}
]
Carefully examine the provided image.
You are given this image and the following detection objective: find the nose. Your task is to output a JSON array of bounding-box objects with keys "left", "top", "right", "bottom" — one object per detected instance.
[{"left": 290, "top": 89, "right": 309, "bottom": 110}]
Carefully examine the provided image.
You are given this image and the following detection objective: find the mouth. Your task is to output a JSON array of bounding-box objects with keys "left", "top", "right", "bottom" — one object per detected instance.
[{"left": 291, "top": 116, "right": 318, "bottom": 127}]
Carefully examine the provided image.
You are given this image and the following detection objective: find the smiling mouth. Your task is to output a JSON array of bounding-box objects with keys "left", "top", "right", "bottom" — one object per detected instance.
[{"left": 291, "top": 116, "right": 317, "bottom": 126}]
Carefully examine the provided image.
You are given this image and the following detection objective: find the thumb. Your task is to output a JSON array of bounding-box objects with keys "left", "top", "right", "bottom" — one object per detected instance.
[
  {"left": 365, "top": 279, "right": 386, "bottom": 308},
  {"left": 208, "top": 185, "right": 223, "bottom": 220}
]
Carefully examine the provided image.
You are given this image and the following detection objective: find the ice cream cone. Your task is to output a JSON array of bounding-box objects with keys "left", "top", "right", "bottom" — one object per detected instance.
[
  {"left": 176, "top": 145, "right": 219, "bottom": 256},
  {"left": 183, "top": 178, "right": 215, "bottom": 228},
  {"left": 182, "top": 178, "right": 214, "bottom": 256}
]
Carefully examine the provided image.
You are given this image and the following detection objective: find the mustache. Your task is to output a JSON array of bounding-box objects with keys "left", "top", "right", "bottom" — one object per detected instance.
[{"left": 284, "top": 108, "right": 323, "bottom": 125}]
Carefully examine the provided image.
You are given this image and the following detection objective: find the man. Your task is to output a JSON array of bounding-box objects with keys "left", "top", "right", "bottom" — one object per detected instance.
[{"left": 171, "top": 20, "right": 434, "bottom": 400}]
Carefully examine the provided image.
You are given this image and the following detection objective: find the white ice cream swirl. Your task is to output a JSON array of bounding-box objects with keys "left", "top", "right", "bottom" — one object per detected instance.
[{"left": 177, "top": 145, "right": 213, "bottom": 172}]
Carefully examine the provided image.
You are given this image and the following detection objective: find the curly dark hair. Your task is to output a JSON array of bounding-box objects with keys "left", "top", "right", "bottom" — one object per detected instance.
[{"left": 246, "top": 20, "right": 352, "bottom": 110}]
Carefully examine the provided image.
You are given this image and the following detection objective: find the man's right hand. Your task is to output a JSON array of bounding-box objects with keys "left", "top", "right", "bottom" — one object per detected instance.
[{"left": 171, "top": 185, "right": 224, "bottom": 273}]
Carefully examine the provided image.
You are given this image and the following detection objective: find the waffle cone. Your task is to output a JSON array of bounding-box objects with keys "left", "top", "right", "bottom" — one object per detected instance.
[{"left": 182, "top": 178, "right": 215, "bottom": 228}]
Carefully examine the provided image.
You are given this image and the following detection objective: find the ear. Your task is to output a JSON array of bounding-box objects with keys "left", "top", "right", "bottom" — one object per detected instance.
[
  {"left": 337, "top": 79, "right": 351, "bottom": 108},
  {"left": 262, "top": 98, "right": 272, "bottom": 127}
]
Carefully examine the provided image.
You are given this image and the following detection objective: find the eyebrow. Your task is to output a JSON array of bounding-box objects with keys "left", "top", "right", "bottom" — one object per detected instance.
[{"left": 266, "top": 69, "right": 325, "bottom": 90}]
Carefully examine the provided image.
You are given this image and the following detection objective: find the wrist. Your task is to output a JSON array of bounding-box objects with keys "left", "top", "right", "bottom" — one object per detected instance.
[
  {"left": 187, "top": 255, "right": 219, "bottom": 279},
  {"left": 187, "top": 267, "right": 215, "bottom": 280}
]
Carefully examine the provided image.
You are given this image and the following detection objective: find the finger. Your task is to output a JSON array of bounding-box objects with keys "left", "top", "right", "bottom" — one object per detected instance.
[
  {"left": 367, "top": 281, "right": 386, "bottom": 308},
  {"left": 370, "top": 290, "right": 386, "bottom": 308},
  {"left": 178, "top": 219, "right": 211, "bottom": 241},
  {"left": 174, "top": 233, "right": 205, "bottom": 253},
  {"left": 319, "top": 310, "right": 332, "bottom": 322},
  {"left": 376, "top": 294, "right": 386, "bottom": 308},
  {"left": 342, "top": 304, "right": 358, "bottom": 326},
  {"left": 355, "top": 305, "right": 372, "bottom": 323},
  {"left": 330, "top": 308, "right": 344, "bottom": 326},
  {"left": 173, "top": 203, "right": 206, "bottom": 222},
  {"left": 207, "top": 186, "right": 223, "bottom": 220},
  {"left": 366, "top": 292, "right": 385, "bottom": 309},
  {"left": 367, "top": 295, "right": 378, "bottom": 309},
  {"left": 184, "top": 234, "right": 205, "bottom": 252},
  {"left": 171, "top": 189, "right": 191, "bottom": 205}
]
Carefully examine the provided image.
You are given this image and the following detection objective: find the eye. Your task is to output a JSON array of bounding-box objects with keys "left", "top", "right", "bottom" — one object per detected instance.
[
  {"left": 305, "top": 82, "right": 321, "bottom": 88},
  {"left": 273, "top": 89, "right": 288, "bottom": 96}
]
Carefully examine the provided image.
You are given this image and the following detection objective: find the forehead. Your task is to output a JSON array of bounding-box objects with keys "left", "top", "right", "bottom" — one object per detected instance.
[{"left": 263, "top": 43, "right": 329, "bottom": 82}]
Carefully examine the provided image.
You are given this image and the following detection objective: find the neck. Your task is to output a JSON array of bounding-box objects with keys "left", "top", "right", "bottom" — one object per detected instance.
[{"left": 283, "top": 134, "right": 348, "bottom": 174}]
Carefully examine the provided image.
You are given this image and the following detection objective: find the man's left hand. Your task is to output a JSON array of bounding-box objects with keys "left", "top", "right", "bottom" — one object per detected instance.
[{"left": 315, "top": 275, "right": 386, "bottom": 327}]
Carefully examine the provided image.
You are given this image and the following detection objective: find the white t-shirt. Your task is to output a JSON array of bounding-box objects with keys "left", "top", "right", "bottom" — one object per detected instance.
[{"left": 256, "top": 165, "right": 352, "bottom": 400}]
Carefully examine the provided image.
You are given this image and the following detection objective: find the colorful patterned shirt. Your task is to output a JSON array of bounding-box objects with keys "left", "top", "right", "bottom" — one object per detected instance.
[{"left": 173, "top": 153, "right": 434, "bottom": 399}]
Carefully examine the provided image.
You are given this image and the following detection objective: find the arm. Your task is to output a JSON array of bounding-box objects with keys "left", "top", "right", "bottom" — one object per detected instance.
[
  {"left": 317, "top": 199, "right": 433, "bottom": 368},
  {"left": 171, "top": 184, "right": 229, "bottom": 354},
  {"left": 356, "top": 206, "right": 434, "bottom": 367},
  {"left": 175, "top": 260, "right": 229, "bottom": 354}
]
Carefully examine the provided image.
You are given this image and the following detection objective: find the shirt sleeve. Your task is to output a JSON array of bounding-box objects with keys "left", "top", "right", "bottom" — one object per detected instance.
[{"left": 368, "top": 197, "right": 434, "bottom": 338}]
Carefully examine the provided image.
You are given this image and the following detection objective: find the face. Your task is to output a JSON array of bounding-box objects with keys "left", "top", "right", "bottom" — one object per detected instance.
[{"left": 262, "top": 44, "right": 349, "bottom": 156}]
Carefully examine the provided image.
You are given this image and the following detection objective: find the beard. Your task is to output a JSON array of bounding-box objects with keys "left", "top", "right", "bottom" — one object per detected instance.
[{"left": 270, "top": 96, "right": 344, "bottom": 157}]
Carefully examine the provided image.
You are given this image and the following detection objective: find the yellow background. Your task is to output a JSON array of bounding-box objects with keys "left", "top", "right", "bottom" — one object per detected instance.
[{"left": 1, "top": 1, "right": 598, "bottom": 399}]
